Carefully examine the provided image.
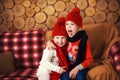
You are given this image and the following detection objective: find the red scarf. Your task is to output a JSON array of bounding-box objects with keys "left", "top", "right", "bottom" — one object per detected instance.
[{"left": 50, "top": 41, "right": 69, "bottom": 80}]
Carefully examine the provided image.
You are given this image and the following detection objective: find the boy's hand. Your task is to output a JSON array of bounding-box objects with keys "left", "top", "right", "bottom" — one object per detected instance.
[
  {"left": 69, "top": 67, "right": 79, "bottom": 79},
  {"left": 46, "top": 41, "right": 56, "bottom": 50}
]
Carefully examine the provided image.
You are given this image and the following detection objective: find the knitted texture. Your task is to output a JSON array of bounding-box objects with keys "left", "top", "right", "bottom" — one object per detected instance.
[
  {"left": 52, "top": 17, "right": 67, "bottom": 36},
  {"left": 65, "top": 7, "right": 82, "bottom": 27}
]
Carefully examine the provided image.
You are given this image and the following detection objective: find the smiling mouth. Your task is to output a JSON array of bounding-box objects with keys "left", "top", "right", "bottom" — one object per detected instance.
[
  {"left": 68, "top": 30, "right": 72, "bottom": 32},
  {"left": 67, "top": 30, "right": 73, "bottom": 36}
]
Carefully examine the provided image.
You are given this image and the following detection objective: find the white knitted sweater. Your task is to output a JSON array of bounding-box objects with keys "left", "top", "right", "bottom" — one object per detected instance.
[{"left": 36, "top": 47, "right": 61, "bottom": 76}]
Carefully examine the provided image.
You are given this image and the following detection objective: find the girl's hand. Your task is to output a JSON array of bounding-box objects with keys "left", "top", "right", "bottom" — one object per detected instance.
[
  {"left": 46, "top": 41, "right": 56, "bottom": 50},
  {"left": 69, "top": 67, "right": 79, "bottom": 79}
]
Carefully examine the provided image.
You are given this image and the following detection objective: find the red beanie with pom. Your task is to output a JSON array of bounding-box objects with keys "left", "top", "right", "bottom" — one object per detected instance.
[
  {"left": 52, "top": 17, "right": 68, "bottom": 36},
  {"left": 65, "top": 7, "right": 82, "bottom": 27}
]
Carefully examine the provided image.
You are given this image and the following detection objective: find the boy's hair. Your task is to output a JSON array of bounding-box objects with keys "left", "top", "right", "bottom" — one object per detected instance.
[
  {"left": 52, "top": 17, "right": 68, "bottom": 37},
  {"left": 65, "top": 7, "right": 82, "bottom": 28}
]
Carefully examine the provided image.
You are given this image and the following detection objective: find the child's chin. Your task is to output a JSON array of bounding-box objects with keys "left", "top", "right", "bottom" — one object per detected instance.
[{"left": 68, "top": 34, "right": 73, "bottom": 37}]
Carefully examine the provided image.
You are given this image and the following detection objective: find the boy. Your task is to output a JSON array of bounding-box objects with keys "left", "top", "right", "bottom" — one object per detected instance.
[
  {"left": 36, "top": 17, "right": 69, "bottom": 80},
  {"left": 60, "top": 7, "right": 93, "bottom": 80}
]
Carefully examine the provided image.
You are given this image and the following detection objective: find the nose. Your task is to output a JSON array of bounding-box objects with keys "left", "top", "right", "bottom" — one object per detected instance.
[
  {"left": 58, "top": 38, "right": 62, "bottom": 43},
  {"left": 66, "top": 24, "right": 71, "bottom": 29}
]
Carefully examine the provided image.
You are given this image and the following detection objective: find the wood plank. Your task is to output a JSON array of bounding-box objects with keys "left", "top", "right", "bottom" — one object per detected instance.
[
  {"left": 14, "top": 0, "right": 23, "bottom": 4},
  {"left": 0, "top": 24, "right": 9, "bottom": 32},
  {"left": 14, "top": 5, "right": 25, "bottom": 16},
  {"left": 45, "top": 5, "right": 55, "bottom": 15},
  {"left": 117, "top": 8, "right": 120, "bottom": 16},
  {"left": 0, "top": 2, "right": 4, "bottom": 13},
  {"left": 109, "top": 0, "right": 119, "bottom": 11},
  {"left": 34, "top": 23, "right": 48, "bottom": 30},
  {"left": 83, "top": 17, "right": 94, "bottom": 25},
  {"left": 23, "top": 0, "right": 31, "bottom": 8},
  {"left": 26, "top": 8, "right": 35, "bottom": 17},
  {"left": 77, "top": 0, "right": 87, "bottom": 10},
  {"left": 37, "top": 0, "right": 47, "bottom": 8},
  {"left": 66, "top": 2, "right": 75, "bottom": 12},
  {"left": 31, "top": 3, "right": 36, "bottom": 8},
  {"left": 29, "top": 0, "right": 37, "bottom": 3},
  {"left": 96, "top": 0, "right": 107, "bottom": 10},
  {"left": 14, "top": 17, "right": 25, "bottom": 30},
  {"left": 35, "top": 12, "right": 46, "bottom": 23},
  {"left": 85, "top": 7, "right": 95, "bottom": 16},
  {"left": 4, "top": 0, "right": 14, "bottom": 8},
  {"left": 70, "top": 0, "right": 77, "bottom": 4},
  {"left": 58, "top": 11, "right": 68, "bottom": 18},
  {"left": 46, "top": 16, "right": 57, "bottom": 29},
  {"left": 25, "top": 18, "right": 35, "bottom": 29},
  {"left": 34, "top": 6, "right": 41, "bottom": 13},
  {"left": 7, "top": 21, "right": 13, "bottom": 29},
  {"left": 94, "top": 11, "right": 106, "bottom": 23},
  {"left": 88, "top": 0, "right": 96, "bottom": 6},
  {"left": 0, "top": 16, "right": 2, "bottom": 24},
  {"left": 2, "top": 9, "right": 13, "bottom": 21},
  {"left": 54, "top": 1, "right": 65, "bottom": 11},
  {"left": 107, "top": 13, "right": 118, "bottom": 23},
  {"left": 47, "top": 0, "right": 56, "bottom": 4}
]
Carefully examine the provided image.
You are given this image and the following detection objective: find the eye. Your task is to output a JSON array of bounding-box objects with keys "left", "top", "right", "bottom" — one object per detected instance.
[
  {"left": 56, "top": 37, "right": 59, "bottom": 39},
  {"left": 71, "top": 23, "right": 75, "bottom": 25},
  {"left": 66, "top": 23, "right": 68, "bottom": 25},
  {"left": 61, "top": 37, "right": 67, "bottom": 40}
]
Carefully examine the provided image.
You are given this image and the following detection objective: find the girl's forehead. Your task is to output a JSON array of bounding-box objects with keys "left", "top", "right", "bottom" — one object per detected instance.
[
  {"left": 54, "top": 36, "right": 67, "bottom": 38},
  {"left": 66, "top": 21, "right": 74, "bottom": 23}
]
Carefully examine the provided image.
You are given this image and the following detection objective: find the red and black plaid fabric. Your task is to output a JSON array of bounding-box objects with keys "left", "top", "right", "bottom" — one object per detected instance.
[
  {"left": 0, "top": 68, "right": 37, "bottom": 80},
  {"left": 0, "top": 30, "right": 45, "bottom": 68},
  {"left": 109, "top": 41, "right": 120, "bottom": 75}
]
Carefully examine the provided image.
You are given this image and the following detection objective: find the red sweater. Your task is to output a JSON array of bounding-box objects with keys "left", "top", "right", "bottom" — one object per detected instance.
[{"left": 67, "top": 40, "right": 93, "bottom": 68}]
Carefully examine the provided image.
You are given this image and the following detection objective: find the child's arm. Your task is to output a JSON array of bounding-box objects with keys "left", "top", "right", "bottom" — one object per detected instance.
[
  {"left": 80, "top": 41, "right": 94, "bottom": 69},
  {"left": 40, "top": 48, "right": 65, "bottom": 74},
  {"left": 69, "top": 41, "right": 94, "bottom": 79}
]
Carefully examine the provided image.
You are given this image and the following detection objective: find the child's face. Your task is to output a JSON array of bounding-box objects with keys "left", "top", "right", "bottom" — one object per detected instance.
[
  {"left": 53, "top": 36, "right": 67, "bottom": 47},
  {"left": 65, "top": 21, "right": 79, "bottom": 37}
]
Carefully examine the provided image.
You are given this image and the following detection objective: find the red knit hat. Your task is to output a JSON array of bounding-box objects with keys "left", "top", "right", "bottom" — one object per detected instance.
[
  {"left": 52, "top": 17, "right": 68, "bottom": 36},
  {"left": 65, "top": 7, "right": 82, "bottom": 27}
]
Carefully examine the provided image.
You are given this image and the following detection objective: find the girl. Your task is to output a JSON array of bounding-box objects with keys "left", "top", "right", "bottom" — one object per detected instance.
[{"left": 36, "top": 17, "right": 69, "bottom": 80}]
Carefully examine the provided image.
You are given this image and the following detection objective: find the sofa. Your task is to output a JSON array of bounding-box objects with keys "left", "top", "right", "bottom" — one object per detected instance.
[
  {"left": 45, "top": 23, "right": 120, "bottom": 80},
  {"left": 0, "top": 23, "right": 120, "bottom": 80}
]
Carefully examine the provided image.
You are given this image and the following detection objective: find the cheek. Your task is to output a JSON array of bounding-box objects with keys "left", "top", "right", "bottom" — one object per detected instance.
[
  {"left": 66, "top": 26, "right": 69, "bottom": 30},
  {"left": 53, "top": 38, "right": 57, "bottom": 43},
  {"left": 73, "top": 27, "right": 79, "bottom": 33},
  {"left": 63, "top": 39, "right": 67, "bottom": 44}
]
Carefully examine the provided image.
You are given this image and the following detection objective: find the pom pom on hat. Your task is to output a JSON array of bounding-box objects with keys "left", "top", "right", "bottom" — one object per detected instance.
[
  {"left": 52, "top": 17, "right": 68, "bottom": 36},
  {"left": 72, "top": 7, "right": 80, "bottom": 14},
  {"left": 65, "top": 7, "right": 82, "bottom": 27}
]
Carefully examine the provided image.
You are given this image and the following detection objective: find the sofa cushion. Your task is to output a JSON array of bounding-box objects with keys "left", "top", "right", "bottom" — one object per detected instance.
[
  {"left": 0, "top": 68, "right": 37, "bottom": 80},
  {"left": 0, "top": 52, "right": 15, "bottom": 74},
  {"left": 0, "top": 30, "right": 45, "bottom": 68}
]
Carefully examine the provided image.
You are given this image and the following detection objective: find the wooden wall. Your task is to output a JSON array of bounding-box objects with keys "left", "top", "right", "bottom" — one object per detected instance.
[{"left": 0, "top": 0, "right": 120, "bottom": 32}]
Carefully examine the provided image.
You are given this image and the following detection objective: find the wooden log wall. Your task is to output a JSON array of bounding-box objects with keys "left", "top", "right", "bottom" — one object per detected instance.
[{"left": 0, "top": 0, "right": 120, "bottom": 32}]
